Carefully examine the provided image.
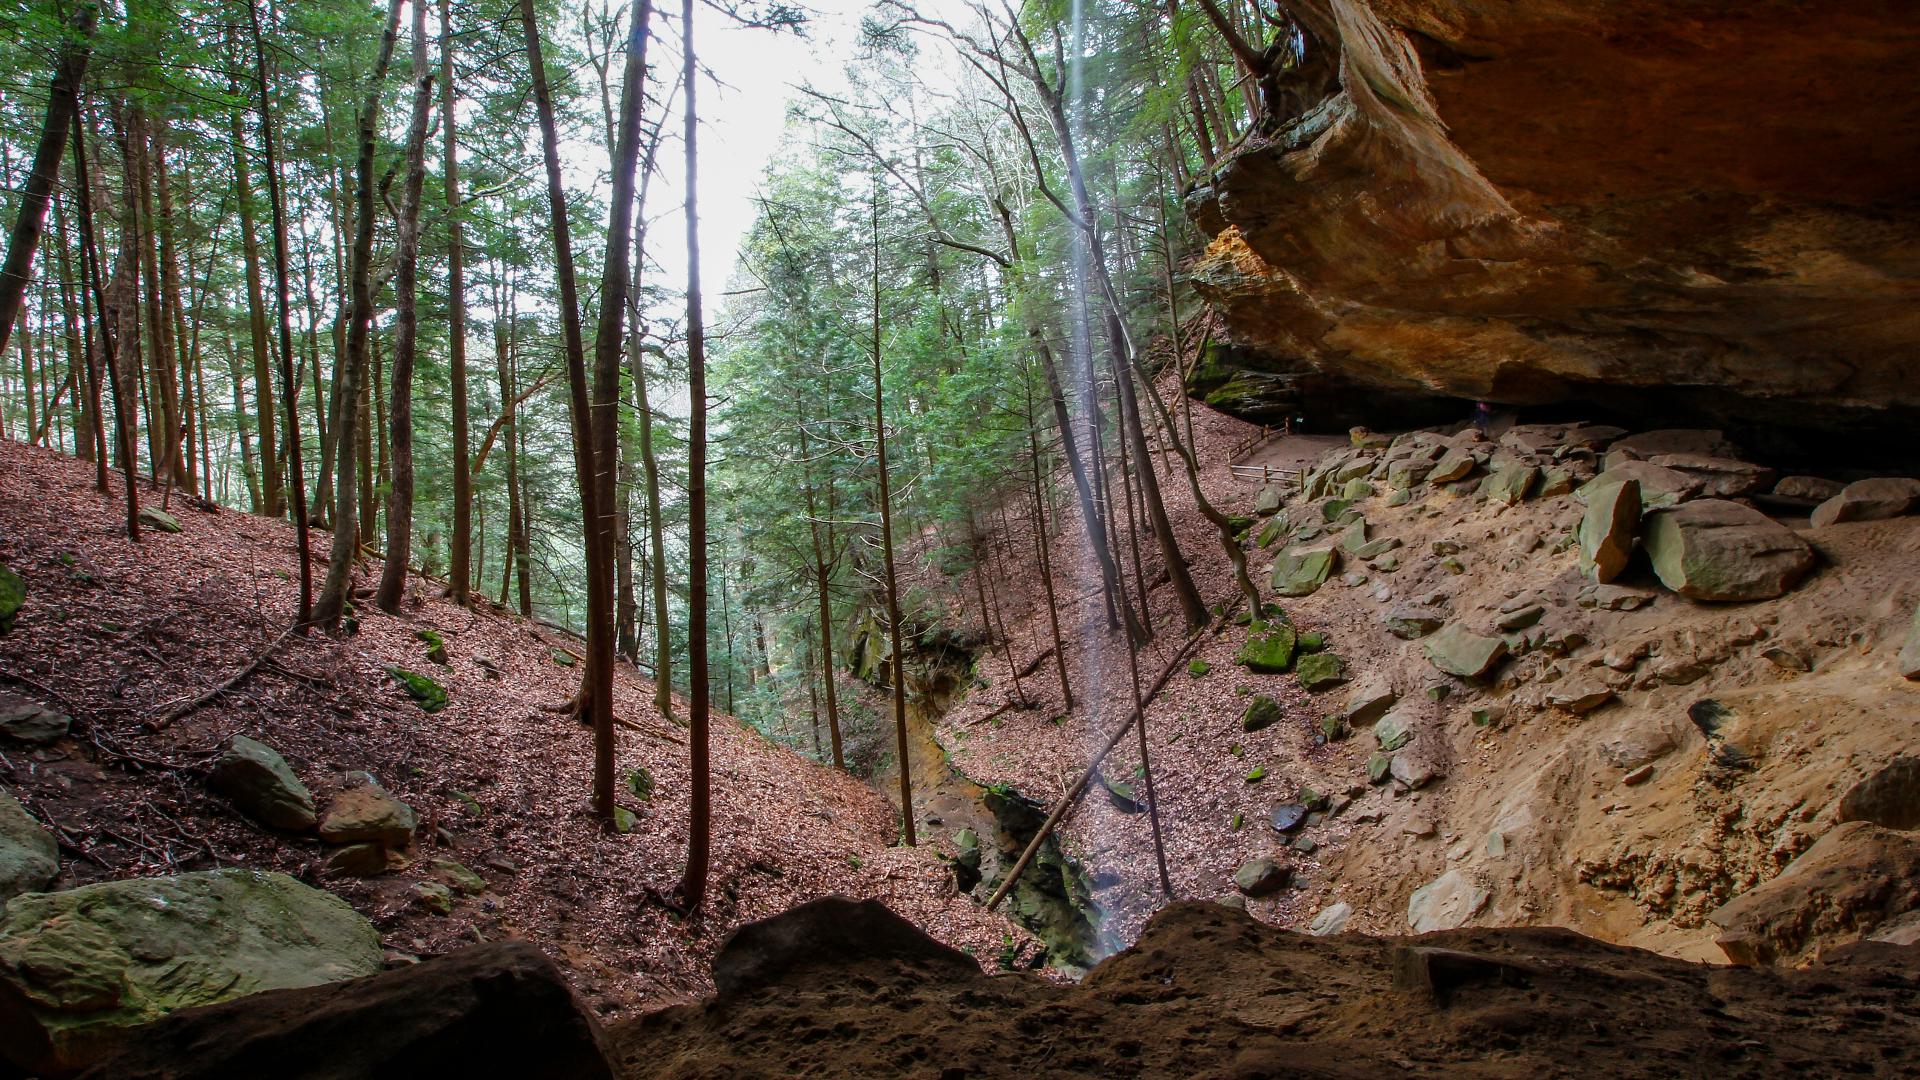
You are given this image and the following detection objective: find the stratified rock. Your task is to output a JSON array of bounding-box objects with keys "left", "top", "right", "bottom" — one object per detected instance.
[
  {"left": 1295, "top": 652, "right": 1348, "bottom": 692},
  {"left": 208, "top": 735, "right": 317, "bottom": 832},
  {"left": 1642, "top": 500, "right": 1816, "bottom": 601},
  {"left": 1241, "top": 696, "right": 1283, "bottom": 734},
  {"left": 1772, "top": 475, "right": 1845, "bottom": 502},
  {"left": 137, "top": 506, "right": 182, "bottom": 533},
  {"left": 1407, "top": 870, "right": 1489, "bottom": 934},
  {"left": 1343, "top": 677, "right": 1396, "bottom": 727},
  {"left": 1708, "top": 821, "right": 1920, "bottom": 966},
  {"left": 1579, "top": 461, "right": 1701, "bottom": 510},
  {"left": 1235, "top": 627, "right": 1297, "bottom": 674},
  {"left": 1270, "top": 545, "right": 1338, "bottom": 598},
  {"left": 1648, "top": 454, "right": 1776, "bottom": 499},
  {"left": 319, "top": 782, "right": 417, "bottom": 849},
  {"left": 1836, "top": 756, "right": 1920, "bottom": 830},
  {"left": 73, "top": 940, "right": 617, "bottom": 1080},
  {"left": 0, "top": 787, "right": 57, "bottom": 901},
  {"left": 1809, "top": 477, "right": 1920, "bottom": 527},
  {"left": 1902, "top": 605, "right": 1920, "bottom": 681},
  {"left": 1544, "top": 682, "right": 1614, "bottom": 714},
  {"left": 1577, "top": 477, "right": 1639, "bottom": 583},
  {"left": 1422, "top": 625, "right": 1509, "bottom": 679},
  {"left": 0, "top": 563, "right": 22, "bottom": 634},
  {"left": 1613, "top": 430, "right": 1741, "bottom": 460},
  {"left": 1232, "top": 857, "right": 1291, "bottom": 898},
  {"left": 1306, "top": 902, "right": 1352, "bottom": 936},
  {"left": 0, "top": 694, "right": 68, "bottom": 744},
  {"left": 0, "top": 869, "right": 382, "bottom": 1075}
]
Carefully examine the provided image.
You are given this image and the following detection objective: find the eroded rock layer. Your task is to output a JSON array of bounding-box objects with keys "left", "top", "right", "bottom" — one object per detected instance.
[{"left": 1188, "top": 0, "right": 1920, "bottom": 450}]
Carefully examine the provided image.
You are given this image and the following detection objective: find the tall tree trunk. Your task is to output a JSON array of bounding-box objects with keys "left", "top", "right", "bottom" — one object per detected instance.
[
  {"left": 230, "top": 105, "right": 281, "bottom": 516},
  {"left": 0, "top": 3, "right": 95, "bottom": 358},
  {"left": 440, "top": 0, "right": 473, "bottom": 606},
  {"left": 678, "top": 0, "right": 714, "bottom": 906},
  {"left": 799, "top": 417, "right": 844, "bottom": 768},
  {"left": 1027, "top": 410, "right": 1072, "bottom": 710},
  {"left": 375, "top": 0, "right": 435, "bottom": 614},
  {"left": 313, "top": 0, "right": 404, "bottom": 630},
  {"left": 870, "top": 186, "right": 915, "bottom": 848},
  {"left": 153, "top": 126, "right": 195, "bottom": 490},
  {"left": 70, "top": 112, "right": 138, "bottom": 540}
]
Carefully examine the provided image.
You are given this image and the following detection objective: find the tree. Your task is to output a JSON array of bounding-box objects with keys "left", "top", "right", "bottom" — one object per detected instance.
[
  {"left": 678, "top": 0, "right": 713, "bottom": 908},
  {"left": 440, "top": 0, "right": 473, "bottom": 605},
  {"left": 868, "top": 182, "right": 915, "bottom": 848}
]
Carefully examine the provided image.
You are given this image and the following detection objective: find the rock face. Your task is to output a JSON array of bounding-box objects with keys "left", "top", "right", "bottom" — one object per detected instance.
[
  {"left": 0, "top": 869, "right": 382, "bottom": 1075},
  {"left": 1642, "top": 500, "right": 1816, "bottom": 601},
  {"left": 1903, "top": 605, "right": 1920, "bottom": 681},
  {"left": 1708, "top": 822, "right": 1920, "bottom": 966},
  {"left": 0, "top": 788, "right": 57, "bottom": 901},
  {"left": 75, "top": 940, "right": 617, "bottom": 1080},
  {"left": 208, "top": 735, "right": 317, "bottom": 832},
  {"left": 1837, "top": 757, "right": 1920, "bottom": 830},
  {"left": 1407, "top": 870, "right": 1489, "bottom": 933},
  {"left": 1185, "top": 0, "right": 1920, "bottom": 450}
]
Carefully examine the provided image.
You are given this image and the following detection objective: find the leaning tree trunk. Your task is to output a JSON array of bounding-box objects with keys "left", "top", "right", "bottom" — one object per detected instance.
[{"left": 375, "top": 0, "right": 436, "bottom": 614}]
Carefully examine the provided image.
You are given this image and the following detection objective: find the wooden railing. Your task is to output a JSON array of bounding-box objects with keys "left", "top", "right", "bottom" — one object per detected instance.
[{"left": 1229, "top": 463, "right": 1301, "bottom": 491}]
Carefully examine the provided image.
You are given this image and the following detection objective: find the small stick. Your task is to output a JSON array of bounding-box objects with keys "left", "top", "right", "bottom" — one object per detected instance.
[{"left": 148, "top": 624, "right": 299, "bottom": 731}]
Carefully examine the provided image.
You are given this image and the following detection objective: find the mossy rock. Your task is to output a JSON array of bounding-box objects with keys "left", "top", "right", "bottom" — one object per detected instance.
[
  {"left": 1295, "top": 652, "right": 1349, "bottom": 692},
  {"left": 414, "top": 629, "right": 448, "bottom": 666},
  {"left": 137, "top": 506, "right": 182, "bottom": 533},
  {"left": 387, "top": 667, "right": 448, "bottom": 713},
  {"left": 1244, "top": 764, "right": 1268, "bottom": 783},
  {"left": 1188, "top": 659, "right": 1212, "bottom": 678},
  {"left": 1255, "top": 517, "right": 1288, "bottom": 549},
  {"left": 430, "top": 858, "right": 487, "bottom": 895},
  {"left": 612, "top": 806, "right": 638, "bottom": 834},
  {"left": 1241, "top": 694, "right": 1283, "bottom": 733},
  {"left": 1227, "top": 514, "right": 1257, "bottom": 539},
  {"left": 0, "top": 564, "right": 23, "bottom": 634},
  {"left": 1235, "top": 626, "right": 1297, "bottom": 674},
  {"left": 1296, "top": 631, "right": 1327, "bottom": 653},
  {"left": 549, "top": 648, "right": 578, "bottom": 667},
  {"left": 624, "top": 765, "right": 654, "bottom": 801}
]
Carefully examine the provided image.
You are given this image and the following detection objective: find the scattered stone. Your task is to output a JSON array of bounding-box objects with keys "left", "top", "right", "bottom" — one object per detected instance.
[
  {"left": 1427, "top": 449, "right": 1476, "bottom": 484},
  {"left": 1545, "top": 682, "right": 1614, "bottom": 714},
  {"left": 208, "top": 735, "right": 317, "bottom": 832},
  {"left": 0, "top": 694, "right": 69, "bottom": 744},
  {"left": 320, "top": 781, "right": 418, "bottom": 849},
  {"left": 612, "top": 806, "right": 639, "bottom": 834},
  {"left": 1386, "top": 489, "right": 1412, "bottom": 507},
  {"left": 1297, "top": 631, "right": 1327, "bottom": 652},
  {"left": 1901, "top": 605, "right": 1920, "bottom": 681},
  {"left": 1406, "top": 869, "right": 1489, "bottom": 933},
  {"left": 1352, "top": 535, "right": 1401, "bottom": 560},
  {"left": 1386, "top": 458, "right": 1432, "bottom": 489},
  {"left": 1253, "top": 485, "right": 1285, "bottom": 516},
  {"left": 1486, "top": 831, "right": 1507, "bottom": 857},
  {"left": 1270, "top": 545, "right": 1339, "bottom": 598},
  {"left": 1761, "top": 645, "right": 1809, "bottom": 672},
  {"left": 1422, "top": 624, "right": 1509, "bottom": 679},
  {"left": 432, "top": 859, "right": 487, "bottom": 896},
  {"left": 1402, "top": 817, "right": 1437, "bottom": 838},
  {"left": 1270, "top": 804, "right": 1308, "bottom": 833},
  {"left": 1643, "top": 500, "right": 1816, "bottom": 601},
  {"left": 1255, "top": 517, "right": 1288, "bottom": 548},
  {"left": 0, "top": 563, "right": 22, "bottom": 634},
  {"left": 1469, "top": 705, "right": 1506, "bottom": 728},
  {"left": 1343, "top": 677, "right": 1397, "bottom": 727},
  {"left": 1439, "top": 556, "right": 1466, "bottom": 575},
  {"left": 1390, "top": 750, "right": 1444, "bottom": 789},
  {"left": 1809, "top": 477, "right": 1920, "bottom": 528},
  {"left": 1341, "top": 571, "right": 1369, "bottom": 588},
  {"left": 1536, "top": 469, "right": 1574, "bottom": 498},
  {"left": 1579, "top": 461, "right": 1701, "bottom": 510},
  {"left": 1649, "top": 454, "right": 1777, "bottom": 499},
  {"left": 1306, "top": 902, "right": 1351, "bottom": 936},
  {"left": 1578, "top": 477, "right": 1640, "bottom": 583},
  {"left": 1374, "top": 710, "right": 1416, "bottom": 752},
  {"left": 388, "top": 667, "right": 449, "bottom": 713},
  {"left": 1341, "top": 478, "right": 1374, "bottom": 502},
  {"left": 1583, "top": 584, "right": 1657, "bottom": 611},
  {"left": 323, "top": 843, "right": 390, "bottom": 878},
  {"left": 1650, "top": 656, "right": 1710, "bottom": 685},
  {"left": 1621, "top": 764, "right": 1655, "bottom": 786},
  {"left": 1432, "top": 540, "right": 1462, "bottom": 556},
  {"left": 1510, "top": 529, "right": 1543, "bottom": 554},
  {"left": 1482, "top": 461, "right": 1539, "bottom": 505},
  {"left": 1372, "top": 554, "right": 1401, "bottom": 572},
  {"left": 1235, "top": 627, "right": 1297, "bottom": 674},
  {"left": 1495, "top": 605, "right": 1545, "bottom": 631},
  {"left": 415, "top": 629, "right": 449, "bottom": 665},
  {"left": 0, "top": 869, "right": 381, "bottom": 1076},
  {"left": 1602, "top": 641, "right": 1651, "bottom": 671},
  {"left": 1366, "top": 752, "right": 1393, "bottom": 785},
  {"left": 73, "top": 939, "right": 618, "bottom": 1080},
  {"left": 1241, "top": 696, "right": 1283, "bottom": 733},
  {"left": 550, "top": 647, "right": 578, "bottom": 667},
  {"left": 1384, "top": 606, "right": 1445, "bottom": 639},
  {"left": 1837, "top": 756, "right": 1920, "bottom": 830},
  {"left": 137, "top": 506, "right": 183, "bottom": 533},
  {"left": 1295, "top": 652, "right": 1348, "bottom": 691},
  {"left": 0, "top": 788, "right": 57, "bottom": 901},
  {"left": 411, "top": 880, "right": 454, "bottom": 915},
  {"left": 1233, "top": 857, "right": 1291, "bottom": 897},
  {"left": 1771, "top": 475, "right": 1844, "bottom": 502},
  {"left": 1188, "top": 658, "right": 1210, "bottom": 678}
]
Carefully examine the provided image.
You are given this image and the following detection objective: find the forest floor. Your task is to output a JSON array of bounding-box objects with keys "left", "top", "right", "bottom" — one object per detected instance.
[{"left": 0, "top": 437, "right": 1033, "bottom": 1018}]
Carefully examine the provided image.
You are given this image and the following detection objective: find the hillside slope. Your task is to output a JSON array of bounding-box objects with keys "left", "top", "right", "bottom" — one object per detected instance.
[{"left": 0, "top": 439, "right": 1029, "bottom": 1016}]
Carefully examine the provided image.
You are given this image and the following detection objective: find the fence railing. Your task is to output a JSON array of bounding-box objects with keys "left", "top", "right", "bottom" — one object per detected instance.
[{"left": 1228, "top": 463, "right": 1301, "bottom": 491}]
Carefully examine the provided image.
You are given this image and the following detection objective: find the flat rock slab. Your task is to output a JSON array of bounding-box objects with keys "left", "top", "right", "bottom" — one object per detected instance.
[
  {"left": 1422, "top": 624, "right": 1510, "bottom": 678},
  {"left": 0, "top": 694, "right": 69, "bottom": 744},
  {"left": 1643, "top": 499, "right": 1815, "bottom": 601},
  {"left": 1407, "top": 869, "right": 1490, "bottom": 933},
  {"left": 76, "top": 940, "right": 616, "bottom": 1080},
  {"left": 1233, "top": 857, "right": 1292, "bottom": 897},
  {"left": 319, "top": 783, "right": 417, "bottom": 848},
  {"left": 0, "top": 787, "right": 57, "bottom": 901},
  {"left": 0, "top": 869, "right": 381, "bottom": 1075},
  {"left": 1810, "top": 476, "right": 1920, "bottom": 527}
]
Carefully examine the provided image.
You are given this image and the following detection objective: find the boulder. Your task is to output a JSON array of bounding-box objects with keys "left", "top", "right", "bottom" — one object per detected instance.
[
  {"left": 1810, "top": 477, "right": 1920, "bottom": 527},
  {"left": 1407, "top": 870, "right": 1489, "bottom": 933},
  {"left": 0, "top": 563, "right": 22, "bottom": 633},
  {"left": 321, "top": 844, "right": 390, "bottom": 878},
  {"left": 1599, "top": 726, "right": 1678, "bottom": 771},
  {"left": 1422, "top": 624, "right": 1509, "bottom": 679},
  {"left": 74, "top": 940, "right": 617, "bottom": 1080},
  {"left": 1426, "top": 449, "right": 1477, "bottom": 485},
  {"left": 1235, "top": 627, "right": 1297, "bottom": 674},
  {"left": 1642, "top": 500, "right": 1816, "bottom": 601},
  {"left": 1232, "top": 857, "right": 1291, "bottom": 897},
  {"left": 1240, "top": 695, "right": 1283, "bottom": 734},
  {"left": 1383, "top": 606, "right": 1445, "bottom": 640},
  {"left": 1373, "top": 710, "right": 1415, "bottom": 752},
  {"left": 1306, "top": 902, "right": 1352, "bottom": 936},
  {"left": 1771, "top": 475, "right": 1845, "bottom": 502},
  {"left": 387, "top": 668, "right": 448, "bottom": 713},
  {"left": 1343, "top": 677, "right": 1396, "bottom": 727},
  {"left": 319, "top": 782, "right": 417, "bottom": 849},
  {"left": 1708, "top": 822, "right": 1920, "bottom": 966},
  {"left": 1482, "top": 461, "right": 1539, "bottom": 505},
  {"left": 0, "top": 869, "right": 382, "bottom": 1075},
  {"left": 1386, "top": 458, "right": 1432, "bottom": 489},
  {"left": 0, "top": 788, "right": 57, "bottom": 901},
  {"left": 1613, "top": 429, "right": 1741, "bottom": 460},
  {"left": 0, "top": 694, "right": 68, "bottom": 744},
  {"left": 1836, "top": 756, "right": 1920, "bottom": 830},
  {"left": 1577, "top": 477, "right": 1640, "bottom": 583},
  {"left": 1252, "top": 485, "right": 1285, "bottom": 516},
  {"left": 208, "top": 735, "right": 317, "bottom": 832},
  {"left": 712, "top": 897, "right": 978, "bottom": 997},
  {"left": 1648, "top": 454, "right": 1777, "bottom": 499},
  {"left": 1495, "top": 604, "right": 1545, "bottom": 632},
  {"left": 1544, "top": 681, "right": 1614, "bottom": 714},
  {"left": 1270, "top": 545, "right": 1338, "bottom": 598},
  {"left": 136, "top": 506, "right": 182, "bottom": 533},
  {"left": 1294, "top": 652, "right": 1348, "bottom": 692},
  {"left": 1578, "top": 461, "right": 1701, "bottom": 510},
  {"left": 1269, "top": 804, "right": 1308, "bottom": 833},
  {"left": 1902, "top": 605, "right": 1920, "bottom": 681},
  {"left": 1389, "top": 747, "right": 1445, "bottom": 789}
]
